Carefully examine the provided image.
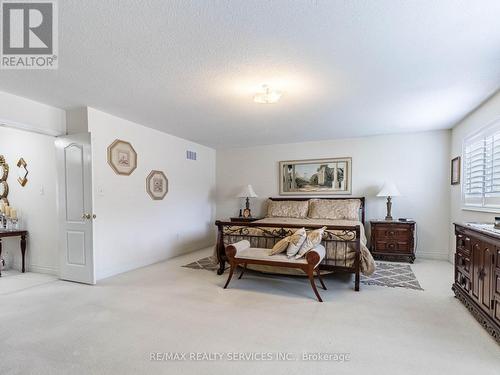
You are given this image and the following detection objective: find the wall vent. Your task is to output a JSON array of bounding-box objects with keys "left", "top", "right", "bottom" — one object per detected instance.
[{"left": 186, "top": 150, "right": 197, "bottom": 160}]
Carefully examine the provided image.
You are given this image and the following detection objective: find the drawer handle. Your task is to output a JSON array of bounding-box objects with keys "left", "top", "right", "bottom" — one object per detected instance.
[
  {"left": 388, "top": 243, "right": 396, "bottom": 249},
  {"left": 388, "top": 231, "right": 396, "bottom": 236}
]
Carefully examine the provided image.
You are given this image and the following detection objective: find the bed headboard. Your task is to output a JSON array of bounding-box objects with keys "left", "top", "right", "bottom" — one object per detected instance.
[{"left": 268, "top": 197, "right": 366, "bottom": 224}]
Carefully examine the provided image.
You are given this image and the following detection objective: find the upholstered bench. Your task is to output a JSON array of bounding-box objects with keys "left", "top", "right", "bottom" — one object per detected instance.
[{"left": 223, "top": 240, "right": 327, "bottom": 302}]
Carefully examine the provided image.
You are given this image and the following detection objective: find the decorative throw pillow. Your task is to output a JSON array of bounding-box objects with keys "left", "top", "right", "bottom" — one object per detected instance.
[
  {"left": 308, "top": 199, "right": 361, "bottom": 221},
  {"left": 267, "top": 200, "right": 309, "bottom": 219},
  {"left": 269, "top": 236, "right": 291, "bottom": 255},
  {"left": 295, "top": 226, "right": 327, "bottom": 259},
  {"left": 286, "top": 228, "right": 307, "bottom": 258}
]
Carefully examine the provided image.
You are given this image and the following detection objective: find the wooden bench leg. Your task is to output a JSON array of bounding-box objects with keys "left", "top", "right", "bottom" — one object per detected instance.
[
  {"left": 223, "top": 263, "right": 236, "bottom": 289},
  {"left": 355, "top": 268, "right": 360, "bottom": 292},
  {"left": 308, "top": 268, "right": 323, "bottom": 302},
  {"left": 316, "top": 268, "right": 327, "bottom": 290},
  {"left": 238, "top": 263, "right": 247, "bottom": 280}
]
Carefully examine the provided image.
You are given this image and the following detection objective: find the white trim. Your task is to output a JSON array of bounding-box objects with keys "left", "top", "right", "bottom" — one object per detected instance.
[
  {"left": 11, "top": 261, "right": 58, "bottom": 276},
  {"left": 416, "top": 250, "right": 449, "bottom": 261},
  {"left": 461, "top": 206, "right": 500, "bottom": 214},
  {"left": 0, "top": 118, "right": 62, "bottom": 137}
]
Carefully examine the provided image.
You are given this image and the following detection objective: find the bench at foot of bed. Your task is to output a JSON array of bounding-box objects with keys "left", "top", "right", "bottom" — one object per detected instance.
[{"left": 223, "top": 240, "right": 327, "bottom": 302}]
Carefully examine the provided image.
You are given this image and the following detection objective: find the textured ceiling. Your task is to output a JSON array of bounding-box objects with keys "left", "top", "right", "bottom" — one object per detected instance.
[{"left": 1, "top": 0, "right": 499, "bottom": 148}]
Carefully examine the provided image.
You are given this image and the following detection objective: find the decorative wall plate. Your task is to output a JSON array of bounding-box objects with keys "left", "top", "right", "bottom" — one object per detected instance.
[
  {"left": 146, "top": 170, "right": 168, "bottom": 200},
  {"left": 17, "top": 158, "right": 28, "bottom": 187},
  {"left": 107, "top": 139, "right": 138, "bottom": 176}
]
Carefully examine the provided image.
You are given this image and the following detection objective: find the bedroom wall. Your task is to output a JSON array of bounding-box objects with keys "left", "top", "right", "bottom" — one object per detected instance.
[
  {"left": 0, "top": 90, "right": 66, "bottom": 275},
  {"left": 216, "top": 130, "right": 451, "bottom": 260},
  {"left": 87, "top": 108, "right": 216, "bottom": 280},
  {"left": 449, "top": 90, "right": 500, "bottom": 261}
]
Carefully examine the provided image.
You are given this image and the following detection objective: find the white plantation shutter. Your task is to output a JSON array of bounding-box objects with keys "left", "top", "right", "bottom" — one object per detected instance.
[{"left": 463, "top": 121, "right": 500, "bottom": 210}]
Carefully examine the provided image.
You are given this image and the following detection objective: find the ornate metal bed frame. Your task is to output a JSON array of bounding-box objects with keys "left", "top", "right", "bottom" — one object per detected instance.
[{"left": 215, "top": 197, "right": 365, "bottom": 291}]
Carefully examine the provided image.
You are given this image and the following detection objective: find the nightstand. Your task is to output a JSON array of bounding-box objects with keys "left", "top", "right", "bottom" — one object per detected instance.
[
  {"left": 370, "top": 220, "right": 416, "bottom": 263},
  {"left": 230, "top": 217, "right": 262, "bottom": 223}
]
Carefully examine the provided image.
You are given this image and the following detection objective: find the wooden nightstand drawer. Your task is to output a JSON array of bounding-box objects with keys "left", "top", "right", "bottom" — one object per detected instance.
[
  {"left": 374, "top": 227, "right": 411, "bottom": 241},
  {"left": 375, "top": 240, "right": 410, "bottom": 253}
]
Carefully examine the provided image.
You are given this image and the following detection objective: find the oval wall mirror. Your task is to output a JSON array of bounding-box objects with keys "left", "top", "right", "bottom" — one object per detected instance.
[
  {"left": 0, "top": 181, "right": 8, "bottom": 198},
  {"left": 0, "top": 164, "right": 8, "bottom": 181},
  {"left": 0, "top": 155, "right": 8, "bottom": 181}
]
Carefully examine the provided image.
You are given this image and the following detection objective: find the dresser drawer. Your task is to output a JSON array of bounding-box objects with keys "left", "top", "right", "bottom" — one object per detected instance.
[
  {"left": 455, "top": 269, "right": 471, "bottom": 293},
  {"left": 496, "top": 270, "right": 500, "bottom": 296},
  {"left": 456, "top": 233, "right": 471, "bottom": 256},
  {"left": 375, "top": 240, "right": 410, "bottom": 253},
  {"left": 455, "top": 251, "right": 471, "bottom": 276}
]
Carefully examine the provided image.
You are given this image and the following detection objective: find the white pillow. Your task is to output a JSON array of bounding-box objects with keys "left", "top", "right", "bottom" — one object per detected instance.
[
  {"left": 286, "top": 228, "right": 307, "bottom": 258},
  {"left": 295, "top": 226, "right": 327, "bottom": 259}
]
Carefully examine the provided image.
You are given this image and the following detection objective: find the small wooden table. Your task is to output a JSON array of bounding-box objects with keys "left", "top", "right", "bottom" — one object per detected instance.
[
  {"left": 230, "top": 217, "right": 263, "bottom": 223},
  {"left": 0, "top": 229, "right": 28, "bottom": 276},
  {"left": 370, "top": 220, "right": 416, "bottom": 263}
]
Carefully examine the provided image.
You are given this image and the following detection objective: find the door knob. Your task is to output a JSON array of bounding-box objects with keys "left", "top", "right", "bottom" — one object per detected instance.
[{"left": 81, "top": 213, "right": 91, "bottom": 220}]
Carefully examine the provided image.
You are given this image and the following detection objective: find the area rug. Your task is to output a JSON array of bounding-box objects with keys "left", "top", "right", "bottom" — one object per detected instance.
[
  {"left": 360, "top": 262, "right": 423, "bottom": 291},
  {"left": 183, "top": 257, "right": 423, "bottom": 291}
]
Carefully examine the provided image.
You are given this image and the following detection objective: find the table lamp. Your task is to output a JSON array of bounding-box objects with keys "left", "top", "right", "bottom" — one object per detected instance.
[
  {"left": 237, "top": 185, "right": 258, "bottom": 218},
  {"left": 377, "top": 182, "right": 401, "bottom": 221}
]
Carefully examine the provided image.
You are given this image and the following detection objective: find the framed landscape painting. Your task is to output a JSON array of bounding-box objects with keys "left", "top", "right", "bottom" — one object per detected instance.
[{"left": 279, "top": 157, "right": 352, "bottom": 195}]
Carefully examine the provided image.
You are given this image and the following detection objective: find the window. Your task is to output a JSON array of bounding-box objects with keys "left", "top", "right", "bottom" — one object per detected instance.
[{"left": 463, "top": 120, "right": 500, "bottom": 211}]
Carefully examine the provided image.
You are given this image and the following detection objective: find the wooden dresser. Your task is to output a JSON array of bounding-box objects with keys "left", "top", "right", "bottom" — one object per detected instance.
[
  {"left": 453, "top": 223, "right": 500, "bottom": 344},
  {"left": 370, "top": 220, "right": 416, "bottom": 263}
]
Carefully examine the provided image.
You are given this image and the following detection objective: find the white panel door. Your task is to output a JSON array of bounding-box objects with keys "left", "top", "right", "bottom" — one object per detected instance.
[{"left": 56, "top": 133, "right": 95, "bottom": 284}]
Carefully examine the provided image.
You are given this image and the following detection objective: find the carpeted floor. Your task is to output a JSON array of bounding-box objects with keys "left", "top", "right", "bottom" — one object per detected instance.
[
  {"left": 2, "top": 247, "right": 499, "bottom": 375},
  {"left": 183, "top": 257, "right": 423, "bottom": 290}
]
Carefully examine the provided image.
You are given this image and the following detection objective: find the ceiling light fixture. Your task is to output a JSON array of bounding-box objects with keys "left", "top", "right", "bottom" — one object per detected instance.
[{"left": 253, "top": 85, "right": 282, "bottom": 104}]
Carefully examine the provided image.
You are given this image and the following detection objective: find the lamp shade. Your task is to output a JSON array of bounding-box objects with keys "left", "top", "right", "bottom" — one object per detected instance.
[
  {"left": 237, "top": 185, "right": 258, "bottom": 198},
  {"left": 376, "top": 182, "right": 401, "bottom": 197}
]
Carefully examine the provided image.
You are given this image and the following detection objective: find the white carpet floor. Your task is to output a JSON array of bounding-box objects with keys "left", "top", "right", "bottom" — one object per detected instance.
[{"left": 1, "top": 247, "right": 499, "bottom": 375}]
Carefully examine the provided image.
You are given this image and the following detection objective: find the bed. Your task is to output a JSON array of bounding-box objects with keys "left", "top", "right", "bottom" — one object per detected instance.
[{"left": 215, "top": 197, "right": 376, "bottom": 291}]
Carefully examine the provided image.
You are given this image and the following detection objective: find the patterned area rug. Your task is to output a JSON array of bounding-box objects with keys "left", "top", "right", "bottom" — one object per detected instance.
[
  {"left": 183, "top": 257, "right": 423, "bottom": 291},
  {"left": 361, "top": 262, "right": 423, "bottom": 290}
]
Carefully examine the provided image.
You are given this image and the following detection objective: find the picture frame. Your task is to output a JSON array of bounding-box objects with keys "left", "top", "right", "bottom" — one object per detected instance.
[
  {"left": 279, "top": 157, "right": 352, "bottom": 195},
  {"left": 146, "top": 170, "right": 168, "bottom": 200},
  {"left": 107, "top": 139, "right": 138, "bottom": 176},
  {"left": 451, "top": 156, "right": 461, "bottom": 185}
]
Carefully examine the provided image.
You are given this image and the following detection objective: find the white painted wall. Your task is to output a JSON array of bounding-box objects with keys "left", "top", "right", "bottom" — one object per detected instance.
[
  {"left": 216, "top": 130, "right": 451, "bottom": 260},
  {"left": 0, "top": 127, "right": 59, "bottom": 274},
  {"left": 87, "top": 108, "right": 216, "bottom": 280},
  {"left": 0, "top": 90, "right": 66, "bottom": 136},
  {"left": 450, "top": 90, "right": 500, "bottom": 260}
]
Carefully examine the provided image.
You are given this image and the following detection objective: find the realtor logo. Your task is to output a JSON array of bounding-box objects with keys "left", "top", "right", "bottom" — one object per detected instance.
[{"left": 1, "top": 0, "right": 58, "bottom": 69}]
